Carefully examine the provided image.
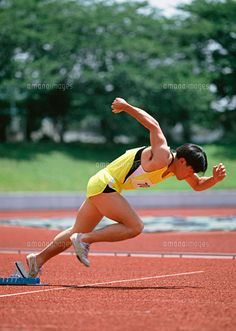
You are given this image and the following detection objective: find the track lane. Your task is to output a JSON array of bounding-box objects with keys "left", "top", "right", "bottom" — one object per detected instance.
[{"left": 0, "top": 254, "right": 235, "bottom": 331}]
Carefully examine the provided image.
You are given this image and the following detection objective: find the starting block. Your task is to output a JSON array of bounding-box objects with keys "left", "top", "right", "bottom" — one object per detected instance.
[
  {"left": 0, "top": 277, "right": 40, "bottom": 285},
  {"left": 0, "top": 261, "right": 40, "bottom": 285}
]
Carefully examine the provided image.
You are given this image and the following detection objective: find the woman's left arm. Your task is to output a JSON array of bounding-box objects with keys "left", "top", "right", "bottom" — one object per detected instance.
[{"left": 186, "top": 163, "right": 227, "bottom": 191}]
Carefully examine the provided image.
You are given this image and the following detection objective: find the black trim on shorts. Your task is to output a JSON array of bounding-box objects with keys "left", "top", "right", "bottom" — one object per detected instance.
[
  {"left": 103, "top": 185, "right": 116, "bottom": 193},
  {"left": 123, "top": 146, "right": 146, "bottom": 183}
]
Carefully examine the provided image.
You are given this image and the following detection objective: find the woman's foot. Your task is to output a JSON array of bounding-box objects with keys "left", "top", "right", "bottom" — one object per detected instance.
[
  {"left": 26, "top": 253, "right": 42, "bottom": 278},
  {"left": 70, "top": 233, "right": 90, "bottom": 267}
]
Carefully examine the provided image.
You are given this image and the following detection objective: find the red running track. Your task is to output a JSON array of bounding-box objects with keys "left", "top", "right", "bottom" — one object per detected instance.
[
  {"left": 0, "top": 253, "right": 236, "bottom": 331},
  {"left": 0, "top": 207, "right": 236, "bottom": 331},
  {"left": 1, "top": 207, "right": 236, "bottom": 218},
  {"left": 0, "top": 226, "right": 236, "bottom": 254}
]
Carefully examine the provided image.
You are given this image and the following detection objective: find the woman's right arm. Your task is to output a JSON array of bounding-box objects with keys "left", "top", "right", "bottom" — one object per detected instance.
[{"left": 111, "top": 98, "right": 168, "bottom": 155}]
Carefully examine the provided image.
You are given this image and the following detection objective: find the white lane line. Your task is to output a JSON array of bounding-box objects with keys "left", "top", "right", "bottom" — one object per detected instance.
[
  {"left": 1, "top": 249, "right": 235, "bottom": 259},
  {"left": 0, "top": 270, "right": 204, "bottom": 298},
  {"left": 80, "top": 270, "right": 205, "bottom": 287},
  {"left": 0, "top": 287, "right": 66, "bottom": 298}
]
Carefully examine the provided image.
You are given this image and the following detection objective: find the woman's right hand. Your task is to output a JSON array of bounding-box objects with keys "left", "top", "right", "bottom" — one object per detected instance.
[{"left": 111, "top": 97, "right": 129, "bottom": 113}]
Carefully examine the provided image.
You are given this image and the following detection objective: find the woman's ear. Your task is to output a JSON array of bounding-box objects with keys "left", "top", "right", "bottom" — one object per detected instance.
[{"left": 179, "top": 157, "right": 187, "bottom": 166}]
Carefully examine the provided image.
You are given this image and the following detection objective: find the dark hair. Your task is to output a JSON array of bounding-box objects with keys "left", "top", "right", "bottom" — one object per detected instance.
[{"left": 176, "top": 143, "right": 208, "bottom": 173}]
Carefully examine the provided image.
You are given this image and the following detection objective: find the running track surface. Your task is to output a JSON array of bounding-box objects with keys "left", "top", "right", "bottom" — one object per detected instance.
[
  {"left": 0, "top": 254, "right": 236, "bottom": 331},
  {"left": 0, "top": 207, "right": 236, "bottom": 331},
  {"left": 1, "top": 226, "right": 236, "bottom": 254},
  {"left": 1, "top": 207, "right": 236, "bottom": 218}
]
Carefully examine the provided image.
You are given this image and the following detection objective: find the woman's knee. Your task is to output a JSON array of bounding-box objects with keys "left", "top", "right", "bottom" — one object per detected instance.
[{"left": 128, "top": 220, "right": 144, "bottom": 238}]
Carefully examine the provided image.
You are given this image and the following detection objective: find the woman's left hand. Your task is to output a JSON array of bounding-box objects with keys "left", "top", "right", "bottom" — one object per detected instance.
[{"left": 213, "top": 163, "right": 227, "bottom": 182}]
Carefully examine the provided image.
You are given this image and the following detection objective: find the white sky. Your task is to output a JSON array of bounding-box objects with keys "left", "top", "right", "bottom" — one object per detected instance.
[
  {"left": 116, "top": 0, "right": 192, "bottom": 16},
  {"left": 148, "top": 0, "right": 192, "bottom": 16}
]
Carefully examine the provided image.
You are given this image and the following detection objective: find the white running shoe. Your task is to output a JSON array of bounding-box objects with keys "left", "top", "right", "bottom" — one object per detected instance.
[
  {"left": 26, "top": 253, "right": 41, "bottom": 278},
  {"left": 70, "top": 233, "right": 90, "bottom": 267}
]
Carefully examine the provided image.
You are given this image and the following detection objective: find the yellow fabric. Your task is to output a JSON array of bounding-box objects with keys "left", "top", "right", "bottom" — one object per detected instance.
[{"left": 86, "top": 147, "right": 174, "bottom": 197}]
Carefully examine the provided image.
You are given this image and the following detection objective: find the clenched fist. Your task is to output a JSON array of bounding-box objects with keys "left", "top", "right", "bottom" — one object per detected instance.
[{"left": 111, "top": 97, "right": 129, "bottom": 113}]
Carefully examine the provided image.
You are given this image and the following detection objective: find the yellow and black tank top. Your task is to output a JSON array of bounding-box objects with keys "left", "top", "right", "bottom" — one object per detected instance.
[{"left": 86, "top": 146, "right": 174, "bottom": 198}]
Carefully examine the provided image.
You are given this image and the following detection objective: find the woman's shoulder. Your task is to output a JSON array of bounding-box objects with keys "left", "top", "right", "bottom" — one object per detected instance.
[{"left": 141, "top": 145, "right": 172, "bottom": 171}]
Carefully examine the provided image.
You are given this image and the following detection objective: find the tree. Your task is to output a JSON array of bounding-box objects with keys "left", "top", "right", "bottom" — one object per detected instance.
[
  {"left": 175, "top": 0, "right": 236, "bottom": 140},
  {"left": 1, "top": 0, "right": 233, "bottom": 143}
]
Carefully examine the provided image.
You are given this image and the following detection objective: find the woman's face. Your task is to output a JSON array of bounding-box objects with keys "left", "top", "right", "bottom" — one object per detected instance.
[{"left": 174, "top": 157, "right": 194, "bottom": 180}]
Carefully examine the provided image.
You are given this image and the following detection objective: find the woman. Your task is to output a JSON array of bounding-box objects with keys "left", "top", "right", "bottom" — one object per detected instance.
[{"left": 26, "top": 97, "right": 226, "bottom": 275}]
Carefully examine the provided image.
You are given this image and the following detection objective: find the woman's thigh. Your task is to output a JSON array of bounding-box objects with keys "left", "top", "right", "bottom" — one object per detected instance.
[
  {"left": 89, "top": 192, "right": 143, "bottom": 228},
  {"left": 72, "top": 198, "right": 103, "bottom": 233}
]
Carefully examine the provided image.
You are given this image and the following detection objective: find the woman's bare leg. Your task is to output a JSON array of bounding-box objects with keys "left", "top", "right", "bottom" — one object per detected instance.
[
  {"left": 35, "top": 199, "right": 103, "bottom": 267},
  {"left": 32, "top": 192, "right": 143, "bottom": 269},
  {"left": 79, "top": 192, "right": 144, "bottom": 244}
]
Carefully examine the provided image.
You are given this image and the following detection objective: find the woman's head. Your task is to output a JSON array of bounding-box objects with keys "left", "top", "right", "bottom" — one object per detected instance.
[{"left": 173, "top": 143, "right": 208, "bottom": 180}]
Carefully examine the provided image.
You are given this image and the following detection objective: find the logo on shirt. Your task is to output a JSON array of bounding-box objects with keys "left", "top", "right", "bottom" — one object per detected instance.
[
  {"left": 138, "top": 182, "right": 150, "bottom": 188},
  {"left": 131, "top": 179, "right": 153, "bottom": 189}
]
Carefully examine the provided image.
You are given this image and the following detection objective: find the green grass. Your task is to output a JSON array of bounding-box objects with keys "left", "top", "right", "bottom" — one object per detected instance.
[{"left": 0, "top": 143, "right": 235, "bottom": 192}]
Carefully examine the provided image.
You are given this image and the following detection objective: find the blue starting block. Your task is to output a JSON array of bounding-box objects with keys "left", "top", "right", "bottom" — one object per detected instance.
[
  {"left": 0, "top": 261, "right": 41, "bottom": 285},
  {"left": 0, "top": 277, "right": 40, "bottom": 285}
]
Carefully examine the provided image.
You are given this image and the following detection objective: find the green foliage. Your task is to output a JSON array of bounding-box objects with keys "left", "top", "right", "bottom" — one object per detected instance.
[
  {"left": 176, "top": 0, "right": 236, "bottom": 136},
  {"left": 0, "top": 0, "right": 235, "bottom": 143}
]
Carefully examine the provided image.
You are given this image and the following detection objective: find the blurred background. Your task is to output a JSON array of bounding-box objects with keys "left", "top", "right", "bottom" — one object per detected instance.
[{"left": 0, "top": 0, "right": 235, "bottom": 193}]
